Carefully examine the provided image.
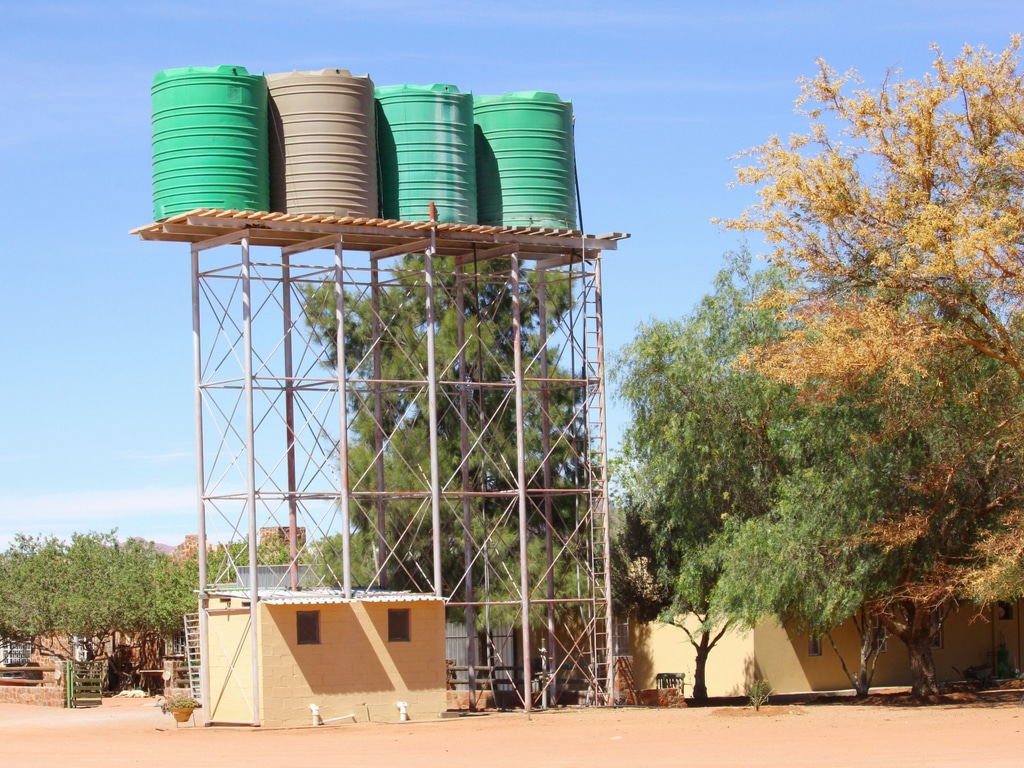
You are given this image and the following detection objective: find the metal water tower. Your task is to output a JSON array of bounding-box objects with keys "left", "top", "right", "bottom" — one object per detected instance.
[{"left": 135, "top": 208, "right": 625, "bottom": 721}]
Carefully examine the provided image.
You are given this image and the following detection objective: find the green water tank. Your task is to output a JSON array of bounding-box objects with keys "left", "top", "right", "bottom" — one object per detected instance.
[
  {"left": 151, "top": 65, "right": 269, "bottom": 221},
  {"left": 474, "top": 91, "right": 577, "bottom": 229},
  {"left": 375, "top": 84, "right": 476, "bottom": 224}
]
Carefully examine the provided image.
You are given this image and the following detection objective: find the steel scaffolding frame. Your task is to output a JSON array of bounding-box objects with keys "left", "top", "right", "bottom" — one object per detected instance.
[{"left": 135, "top": 210, "right": 625, "bottom": 722}]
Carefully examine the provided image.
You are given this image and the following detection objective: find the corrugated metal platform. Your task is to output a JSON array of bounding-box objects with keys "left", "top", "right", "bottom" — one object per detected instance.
[{"left": 132, "top": 208, "right": 627, "bottom": 260}]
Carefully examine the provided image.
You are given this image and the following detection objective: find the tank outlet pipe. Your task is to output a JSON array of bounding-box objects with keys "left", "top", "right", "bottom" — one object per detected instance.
[
  {"left": 310, "top": 704, "right": 355, "bottom": 726},
  {"left": 397, "top": 701, "right": 409, "bottom": 721}
]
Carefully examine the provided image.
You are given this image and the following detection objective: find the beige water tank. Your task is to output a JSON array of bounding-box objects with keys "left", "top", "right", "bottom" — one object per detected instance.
[{"left": 267, "top": 69, "right": 378, "bottom": 217}]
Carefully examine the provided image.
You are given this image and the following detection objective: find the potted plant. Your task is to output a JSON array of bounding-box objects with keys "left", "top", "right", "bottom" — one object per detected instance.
[{"left": 164, "top": 694, "right": 199, "bottom": 723}]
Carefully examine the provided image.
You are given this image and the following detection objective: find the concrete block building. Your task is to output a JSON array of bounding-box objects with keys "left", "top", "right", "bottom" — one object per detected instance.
[
  {"left": 206, "top": 590, "right": 446, "bottom": 726},
  {"left": 628, "top": 598, "right": 1024, "bottom": 698}
]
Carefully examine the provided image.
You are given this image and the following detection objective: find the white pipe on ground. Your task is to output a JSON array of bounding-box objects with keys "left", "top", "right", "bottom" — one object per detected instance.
[
  {"left": 397, "top": 701, "right": 409, "bottom": 721},
  {"left": 323, "top": 714, "right": 356, "bottom": 724},
  {"left": 310, "top": 703, "right": 356, "bottom": 726}
]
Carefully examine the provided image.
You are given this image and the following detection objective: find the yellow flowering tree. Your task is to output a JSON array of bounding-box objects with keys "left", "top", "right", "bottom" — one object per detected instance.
[{"left": 723, "top": 38, "right": 1024, "bottom": 696}]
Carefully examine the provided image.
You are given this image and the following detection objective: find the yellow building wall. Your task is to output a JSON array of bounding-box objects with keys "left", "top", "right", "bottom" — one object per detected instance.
[
  {"left": 629, "top": 617, "right": 756, "bottom": 697},
  {"left": 630, "top": 600, "right": 1023, "bottom": 696},
  {"left": 751, "top": 621, "right": 813, "bottom": 693},
  {"left": 259, "top": 599, "right": 447, "bottom": 726},
  {"left": 768, "top": 602, "right": 1022, "bottom": 692},
  {"left": 206, "top": 599, "right": 257, "bottom": 724},
  {"left": 934, "top": 602, "right": 1020, "bottom": 680},
  {"left": 992, "top": 601, "right": 1022, "bottom": 676}
]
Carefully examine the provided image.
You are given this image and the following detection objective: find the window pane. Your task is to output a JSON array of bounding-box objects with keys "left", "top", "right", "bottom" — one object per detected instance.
[
  {"left": 388, "top": 609, "right": 411, "bottom": 642},
  {"left": 808, "top": 636, "right": 822, "bottom": 657},
  {"left": 297, "top": 611, "right": 320, "bottom": 645}
]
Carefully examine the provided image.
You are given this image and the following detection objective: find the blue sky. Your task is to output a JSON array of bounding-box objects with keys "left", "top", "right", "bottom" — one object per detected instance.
[{"left": 1, "top": 1, "right": 1020, "bottom": 546}]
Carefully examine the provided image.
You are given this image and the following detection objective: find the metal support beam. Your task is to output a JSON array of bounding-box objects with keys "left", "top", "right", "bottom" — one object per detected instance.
[
  {"left": 241, "top": 236, "right": 261, "bottom": 727},
  {"left": 539, "top": 269, "right": 557, "bottom": 709},
  {"left": 425, "top": 227, "right": 443, "bottom": 597},
  {"left": 190, "top": 244, "right": 211, "bottom": 717},
  {"left": 283, "top": 254, "right": 299, "bottom": 591},
  {"left": 371, "top": 238, "right": 432, "bottom": 261},
  {"left": 594, "top": 255, "right": 614, "bottom": 700},
  {"left": 282, "top": 233, "right": 344, "bottom": 256},
  {"left": 456, "top": 262, "right": 476, "bottom": 709},
  {"left": 511, "top": 251, "right": 532, "bottom": 711},
  {"left": 189, "top": 227, "right": 250, "bottom": 253},
  {"left": 371, "top": 259, "right": 387, "bottom": 589},
  {"left": 335, "top": 241, "right": 354, "bottom": 598},
  {"left": 454, "top": 243, "right": 521, "bottom": 267}
]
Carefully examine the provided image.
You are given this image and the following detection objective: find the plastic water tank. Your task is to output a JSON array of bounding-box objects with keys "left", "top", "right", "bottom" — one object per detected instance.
[
  {"left": 375, "top": 84, "right": 477, "bottom": 224},
  {"left": 151, "top": 65, "right": 269, "bottom": 221},
  {"left": 267, "top": 69, "right": 378, "bottom": 217},
  {"left": 474, "top": 91, "right": 577, "bottom": 229}
]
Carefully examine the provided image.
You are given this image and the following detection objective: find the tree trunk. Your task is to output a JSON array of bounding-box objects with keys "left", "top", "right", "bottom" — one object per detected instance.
[
  {"left": 854, "top": 610, "right": 882, "bottom": 697},
  {"left": 827, "top": 608, "right": 880, "bottom": 697},
  {"left": 855, "top": 638, "right": 871, "bottom": 697},
  {"left": 905, "top": 629, "right": 939, "bottom": 697},
  {"left": 882, "top": 601, "right": 940, "bottom": 698},
  {"left": 691, "top": 630, "right": 711, "bottom": 700}
]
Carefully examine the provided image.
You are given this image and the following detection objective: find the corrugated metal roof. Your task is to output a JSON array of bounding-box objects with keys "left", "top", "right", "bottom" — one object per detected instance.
[{"left": 210, "top": 587, "right": 445, "bottom": 606}]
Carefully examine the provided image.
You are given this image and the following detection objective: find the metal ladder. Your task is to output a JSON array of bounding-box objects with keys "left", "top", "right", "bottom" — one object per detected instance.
[
  {"left": 582, "top": 255, "right": 612, "bottom": 701},
  {"left": 183, "top": 613, "right": 202, "bottom": 700}
]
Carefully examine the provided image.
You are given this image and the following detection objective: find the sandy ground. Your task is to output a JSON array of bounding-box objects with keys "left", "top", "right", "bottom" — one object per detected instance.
[{"left": 2, "top": 694, "right": 1023, "bottom": 767}]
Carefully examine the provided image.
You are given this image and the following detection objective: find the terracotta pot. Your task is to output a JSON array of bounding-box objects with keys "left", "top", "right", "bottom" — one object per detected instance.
[{"left": 169, "top": 707, "right": 194, "bottom": 723}]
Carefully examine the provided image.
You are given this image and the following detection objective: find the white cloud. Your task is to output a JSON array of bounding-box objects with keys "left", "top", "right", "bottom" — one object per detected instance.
[
  {"left": 0, "top": 487, "right": 197, "bottom": 548},
  {"left": 118, "top": 451, "right": 193, "bottom": 465}
]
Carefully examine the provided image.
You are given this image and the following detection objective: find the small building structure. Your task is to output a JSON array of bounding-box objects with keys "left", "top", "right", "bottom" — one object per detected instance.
[
  {"left": 629, "top": 598, "right": 1024, "bottom": 697},
  {"left": 206, "top": 588, "right": 446, "bottom": 726}
]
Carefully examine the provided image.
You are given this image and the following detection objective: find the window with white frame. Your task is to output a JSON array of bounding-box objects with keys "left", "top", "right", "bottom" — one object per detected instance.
[
  {"left": 0, "top": 638, "right": 32, "bottom": 666},
  {"left": 71, "top": 636, "right": 89, "bottom": 662},
  {"left": 169, "top": 630, "right": 187, "bottom": 657}
]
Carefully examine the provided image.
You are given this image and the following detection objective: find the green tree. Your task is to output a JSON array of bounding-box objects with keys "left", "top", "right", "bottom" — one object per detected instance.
[
  {"left": 715, "top": 397, "right": 895, "bottom": 696},
  {"left": 0, "top": 534, "right": 68, "bottom": 644},
  {"left": 721, "top": 39, "right": 1024, "bottom": 696},
  {"left": 612, "top": 250, "right": 795, "bottom": 700},
  {"left": 303, "top": 253, "right": 586, "bottom": 625},
  {"left": 718, "top": 343, "right": 1024, "bottom": 698},
  {"left": 867, "top": 353, "right": 1023, "bottom": 696},
  {"left": 0, "top": 532, "right": 197, "bottom": 678}
]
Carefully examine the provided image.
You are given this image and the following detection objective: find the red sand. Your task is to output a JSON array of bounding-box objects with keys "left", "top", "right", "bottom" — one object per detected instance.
[{"left": 2, "top": 694, "right": 1022, "bottom": 767}]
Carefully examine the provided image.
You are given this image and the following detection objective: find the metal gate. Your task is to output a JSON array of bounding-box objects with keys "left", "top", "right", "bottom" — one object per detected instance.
[{"left": 65, "top": 660, "right": 104, "bottom": 708}]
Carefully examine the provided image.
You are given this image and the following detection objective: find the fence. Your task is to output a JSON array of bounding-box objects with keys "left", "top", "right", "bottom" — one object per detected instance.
[{"left": 0, "top": 664, "right": 63, "bottom": 707}]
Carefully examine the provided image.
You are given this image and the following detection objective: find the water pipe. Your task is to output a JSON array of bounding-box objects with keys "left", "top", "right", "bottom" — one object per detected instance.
[{"left": 309, "top": 704, "right": 355, "bottom": 726}]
